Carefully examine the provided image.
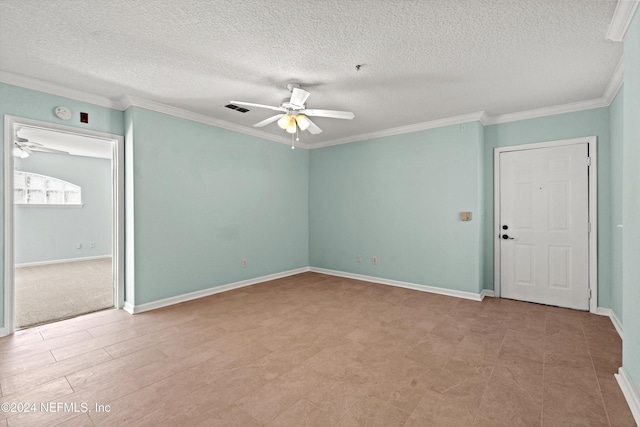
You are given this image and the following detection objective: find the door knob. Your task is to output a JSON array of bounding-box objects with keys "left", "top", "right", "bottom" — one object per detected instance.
[{"left": 502, "top": 234, "right": 515, "bottom": 240}]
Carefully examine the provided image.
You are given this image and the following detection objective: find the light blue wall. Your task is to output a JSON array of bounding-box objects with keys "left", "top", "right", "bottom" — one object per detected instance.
[
  {"left": 483, "top": 107, "right": 612, "bottom": 307},
  {"left": 622, "top": 10, "right": 640, "bottom": 395},
  {"left": 0, "top": 67, "right": 634, "bottom": 373},
  {"left": 309, "top": 122, "right": 484, "bottom": 294},
  {"left": 14, "top": 152, "right": 112, "bottom": 264},
  {"left": 0, "top": 82, "right": 124, "bottom": 329},
  {"left": 0, "top": 83, "right": 309, "bottom": 324},
  {"left": 127, "top": 107, "right": 309, "bottom": 305},
  {"left": 609, "top": 87, "right": 624, "bottom": 323},
  {"left": 310, "top": 111, "right": 611, "bottom": 299}
]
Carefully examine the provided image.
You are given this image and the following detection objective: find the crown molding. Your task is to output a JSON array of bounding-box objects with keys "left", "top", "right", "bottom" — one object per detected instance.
[
  {"left": 483, "top": 98, "right": 609, "bottom": 125},
  {"left": 607, "top": 0, "right": 640, "bottom": 41},
  {"left": 309, "top": 96, "right": 610, "bottom": 148},
  {"left": 0, "top": 71, "right": 620, "bottom": 150},
  {"left": 478, "top": 111, "right": 490, "bottom": 126},
  {"left": 0, "top": 72, "right": 305, "bottom": 149},
  {"left": 309, "top": 111, "right": 488, "bottom": 149},
  {"left": 122, "top": 95, "right": 304, "bottom": 148},
  {"left": 0, "top": 70, "right": 126, "bottom": 110},
  {"left": 603, "top": 57, "right": 624, "bottom": 104}
]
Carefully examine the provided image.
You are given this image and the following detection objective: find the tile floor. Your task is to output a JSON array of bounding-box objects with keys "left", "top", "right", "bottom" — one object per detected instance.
[{"left": 0, "top": 272, "right": 635, "bottom": 426}]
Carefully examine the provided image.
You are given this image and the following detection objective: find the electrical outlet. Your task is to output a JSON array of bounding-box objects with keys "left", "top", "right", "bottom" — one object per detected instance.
[
  {"left": 372, "top": 256, "right": 378, "bottom": 265},
  {"left": 356, "top": 255, "right": 361, "bottom": 262},
  {"left": 242, "top": 259, "right": 248, "bottom": 267},
  {"left": 76, "top": 243, "right": 82, "bottom": 249},
  {"left": 90, "top": 242, "right": 96, "bottom": 248}
]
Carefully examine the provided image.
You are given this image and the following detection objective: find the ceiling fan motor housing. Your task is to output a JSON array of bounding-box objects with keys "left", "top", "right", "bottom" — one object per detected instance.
[
  {"left": 286, "top": 83, "right": 302, "bottom": 92},
  {"left": 281, "top": 98, "right": 304, "bottom": 111}
]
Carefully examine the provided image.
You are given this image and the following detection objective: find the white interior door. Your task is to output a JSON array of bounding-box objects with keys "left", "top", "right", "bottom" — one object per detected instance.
[{"left": 499, "top": 143, "right": 590, "bottom": 310}]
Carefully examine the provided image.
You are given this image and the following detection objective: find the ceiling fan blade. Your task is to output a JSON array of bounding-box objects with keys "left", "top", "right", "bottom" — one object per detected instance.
[
  {"left": 31, "top": 147, "right": 70, "bottom": 154},
  {"left": 230, "top": 101, "right": 286, "bottom": 112},
  {"left": 306, "top": 118, "right": 323, "bottom": 135},
  {"left": 23, "top": 142, "right": 44, "bottom": 148},
  {"left": 253, "top": 114, "right": 285, "bottom": 128},
  {"left": 300, "top": 109, "right": 355, "bottom": 120},
  {"left": 289, "top": 88, "right": 310, "bottom": 108}
]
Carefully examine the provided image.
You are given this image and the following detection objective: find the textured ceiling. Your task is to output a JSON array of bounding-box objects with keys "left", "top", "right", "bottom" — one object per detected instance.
[{"left": 0, "top": 0, "right": 622, "bottom": 145}]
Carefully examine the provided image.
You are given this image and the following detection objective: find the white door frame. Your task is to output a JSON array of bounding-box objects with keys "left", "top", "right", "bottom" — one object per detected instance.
[
  {"left": 493, "top": 136, "right": 597, "bottom": 313},
  {"left": 3, "top": 115, "right": 125, "bottom": 336}
]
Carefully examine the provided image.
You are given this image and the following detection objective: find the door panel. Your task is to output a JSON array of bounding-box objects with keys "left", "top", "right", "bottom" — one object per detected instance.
[
  {"left": 548, "top": 181, "right": 570, "bottom": 230},
  {"left": 500, "top": 143, "right": 589, "bottom": 310},
  {"left": 514, "top": 182, "right": 533, "bottom": 229},
  {"left": 514, "top": 244, "right": 534, "bottom": 285},
  {"left": 548, "top": 245, "right": 571, "bottom": 289}
]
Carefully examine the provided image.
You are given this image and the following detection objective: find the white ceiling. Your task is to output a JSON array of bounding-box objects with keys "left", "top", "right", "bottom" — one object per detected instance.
[{"left": 0, "top": 0, "right": 622, "bottom": 146}]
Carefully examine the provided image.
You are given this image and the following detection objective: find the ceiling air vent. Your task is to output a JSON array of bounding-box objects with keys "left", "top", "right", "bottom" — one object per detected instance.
[{"left": 225, "top": 104, "right": 250, "bottom": 113}]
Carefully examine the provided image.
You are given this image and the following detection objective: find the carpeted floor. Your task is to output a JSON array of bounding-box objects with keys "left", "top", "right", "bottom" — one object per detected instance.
[{"left": 15, "top": 258, "right": 113, "bottom": 328}]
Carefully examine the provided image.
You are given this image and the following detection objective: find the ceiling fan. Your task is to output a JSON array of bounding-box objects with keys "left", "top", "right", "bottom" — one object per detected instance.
[
  {"left": 230, "top": 83, "right": 355, "bottom": 135},
  {"left": 13, "top": 137, "right": 69, "bottom": 158}
]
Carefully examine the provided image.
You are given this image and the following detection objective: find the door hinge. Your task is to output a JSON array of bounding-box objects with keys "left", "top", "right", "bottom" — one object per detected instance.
[
  {"left": 588, "top": 289, "right": 592, "bottom": 299},
  {"left": 587, "top": 157, "right": 591, "bottom": 166},
  {"left": 588, "top": 222, "right": 591, "bottom": 233}
]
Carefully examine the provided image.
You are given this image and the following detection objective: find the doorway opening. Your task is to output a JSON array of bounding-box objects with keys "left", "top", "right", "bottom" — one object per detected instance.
[
  {"left": 493, "top": 136, "right": 597, "bottom": 313},
  {"left": 3, "top": 116, "right": 124, "bottom": 333}
]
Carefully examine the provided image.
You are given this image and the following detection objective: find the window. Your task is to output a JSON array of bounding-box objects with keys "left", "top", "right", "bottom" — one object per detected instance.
[{"left": 15, "top": 171, "right": 82, "bottom": 205}]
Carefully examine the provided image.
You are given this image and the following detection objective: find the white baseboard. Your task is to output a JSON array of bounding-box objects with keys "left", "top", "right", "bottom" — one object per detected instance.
[
  {"left": 596, "top": 307, "right": 623, "bottom": 339},
  {"left": 611, "top": 310, "right": 623, "bottom": 338},
  {"left": 309, "top": 267, "right": 484, "bottom": 301},
  {"left": 123, "top": 302, "right": 135, "bottom": 315},
  {"left": 0, "top": 326, "right": 8, "bottom": 338},
  {"left": 615, "top": 367, "right": 640, "bottom": 425},
  {"left": 16, "top": 255, "right": 112, "bottom": 268},
  {"left": 480, "top": 289, "right": 495, "bottom": 299},
  {"left": 123, "top": 267, "right": 311, "bottom": 314}
]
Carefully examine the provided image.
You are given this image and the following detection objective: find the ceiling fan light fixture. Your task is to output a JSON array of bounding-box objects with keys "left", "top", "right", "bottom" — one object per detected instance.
[
  {"left": 277, "top": 115, "right": 289, "bottom": 129},
  {"left": 239, "top": 85, "right": 353, "bottom": 135},
  {"left": 19, "top": 149, "right": 29, "bottom": 158},
  {"left": 295, "top": 115, "right": 310, "bottom": 131},
  {"left": 13, "top": 146, "right": 29, "bottom": 158},
  {"left": 277, "top": 114, "right": 293, "bottom": 129}
]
